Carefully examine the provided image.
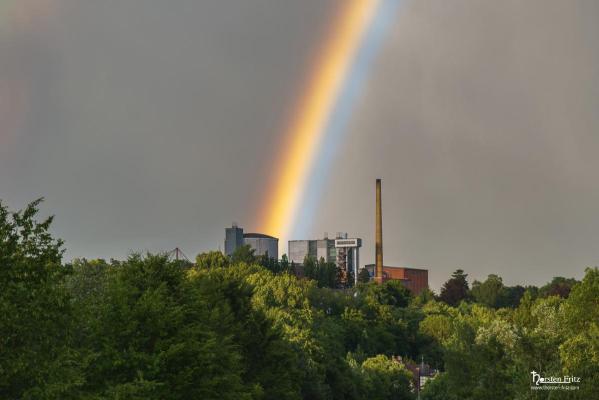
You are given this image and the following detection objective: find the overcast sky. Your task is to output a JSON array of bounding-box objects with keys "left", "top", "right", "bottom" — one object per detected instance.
[{"left": 1, "top": 0, "right": 598, "bottom": 290}]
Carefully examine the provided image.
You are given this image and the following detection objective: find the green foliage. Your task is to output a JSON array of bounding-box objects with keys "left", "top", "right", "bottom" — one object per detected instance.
[
  {"left": 357, "top": 267, "right": 371, "bottom": 283},
  {"left": 195, "top": 250, "right": 229, "bottom": 269},
  {"left": 77, "top": 254, "right": 250, "bottom": 399},
  {"left": 471, "top": 274, "right": 506, "bottom": 308},
  {"left": 0, "top": 199, "right": 81, "bottom": 399},
  {"left": 303, "top": 256, "right": 340, "bottom": 289},
  {"left": 3, "top": 199, "right": 597, "bottom": 400},
  {"left": 359, "top": 355, "right": 414, "bottom": 400},
  {"left": 539, "top": 276, "right": 578, "bottom": 299},
  {"left": 231, "top": 244, "right": 256, "bottom": 264},
  {"left": 439, "top": 269, "right": 470, "bottom": 306},
  {"left": 418, "top": 268, "right": 599, "bottom": 399},
  {"left": 558, "top": 268, "right": 599, "bottom": 398}
]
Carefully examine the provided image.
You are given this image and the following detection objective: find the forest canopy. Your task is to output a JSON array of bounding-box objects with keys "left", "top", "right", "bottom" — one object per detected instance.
[{"left": 1, "top": 200, "right": 596, "bottom": 399}]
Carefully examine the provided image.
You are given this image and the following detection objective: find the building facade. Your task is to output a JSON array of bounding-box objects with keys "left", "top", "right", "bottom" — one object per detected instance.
[
  {"left": 289, "top": 234, "right": 361, "bottom": 285},
  {"left": 224, "top": 225, "right": 278, "bottom": 259},
  {"left": 225, "top": 224, "right": 244, "bottom": 256},
  {"left": 243, "top": 233, "right": 278, "bottom": 260},
  {"left": 288, "top": 235, "right": 339, "bottom": 264},
  {"left": 335, "top": 238, "right": 362, "bottom": 285},
  {"left": 363, "top": 265, "right": 429, "bottom": 295}
]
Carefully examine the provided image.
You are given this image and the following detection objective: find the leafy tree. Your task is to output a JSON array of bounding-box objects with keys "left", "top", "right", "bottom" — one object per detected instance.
[
  {"left": 558, "top": 268, "right": 599, "bottom": 398},
  {"left": 359, "top": 355, "right": 414, "bottom": 400},
  {"left": 303, "top": 256, "right": 339, "bottom": 288},
  {"left": 77, "top": 254, "right": 251, "bottom": 399},
  {"left": 257, "top": 253, "right": 281, "bottom": 273},
  {"left": 411, "top": 288, "right": 436, "bottom": 307},
  {"left": 231, "top": 244, "right": 256, "bottom": 264},
  {"left": 358, "top": 267, "right": 371, "bottom": 284},
  {"left": 539, "top": 276, "right": 578, "bottom": 299},
  {"left": 195, "top": 250, "right": 229, "bottom": 269},
  {"left": 377, "top": 280, "right": 413, "bottom": 308},
  {"left": 439, "top": 269, "right": 470, "bottom": 306},
  {"left": 420, "top": 373, "right": 459, "bottom": 400},
  {"left": 501, "top": 285, "right": 525, "bottom": 308},
  {"left": 280, "top": 254, "right": 290, "bottom": 273},
  {"left": 0, "top": 199, "right": 81, "bottom": 399},
  {"left": 470, "top": 274, "right": 506, "bottom": 308},
  {"left": 193, "top": 265, "right": 302, "bottom": 400}
]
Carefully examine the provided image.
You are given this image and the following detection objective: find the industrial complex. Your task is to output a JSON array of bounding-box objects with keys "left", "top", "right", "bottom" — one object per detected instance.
[
  {"left": 289, "top": 234, "right": 362, "bottom": 285},
  {"left": 223, "top": 179, "right": 429, "bottom": 294},
  {"left": 364, "top": 265, "right": 428, "bottom": 295},
  {"left": 225, "top": 224, "right": 279, "bottom": 260}
]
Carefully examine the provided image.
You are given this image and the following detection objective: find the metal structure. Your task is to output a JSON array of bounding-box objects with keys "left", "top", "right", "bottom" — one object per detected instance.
[
  {"left": 335, "top": 237, "right": 362, "bottom": 285},
  {"left": 167, "top": 247, "right": 191, "bottom": 263}
]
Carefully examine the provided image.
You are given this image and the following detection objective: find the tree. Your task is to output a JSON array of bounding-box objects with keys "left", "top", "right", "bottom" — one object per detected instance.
[
  {"left": 279, "top": 254, "right": 290, "bottom": 273},
  {"left": 559, "top": 269, "right": 599, "bottom": 399},
  {"left": 379, "top": 280, "right": 413, "bottom": 308},
  {"left": 0, "top": 199, "right": 82, "bottom": 399},
  {"left": 501, "top": 285, "right": 525, "bottom": 308},
  {"left": 471, "top": 274, "right": 506, "bottom": 308},
  {"left": 358, "top": 268, "right": 371, "bottom": 284},
  {"left": 230, "top": 244, "right": 256, "bottom": 264},
  {"left": 78, "top": 254, "right": 251, "bottom": 399},
  {"left": 411, "top": 288, "right": 436, "bottom": 307},
  {"left": 439, "top": 269, "right": 470, "bottom": 306},
  {"left": 359, "top": 355, "right": 414, "bottom": 400},
  {"left": 303, "top": 256, "right": 338, "bottom": 288},
  {"left": 539, "top": 276, "right": 578, "bottom": 299},
  {"left": 195, "top": 250, "right": 229, "bottom": 269}
]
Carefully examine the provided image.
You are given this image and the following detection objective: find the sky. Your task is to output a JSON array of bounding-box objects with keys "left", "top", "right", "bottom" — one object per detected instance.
[{"left": 0, "top": 0, "right": 598, "bottom": 290}]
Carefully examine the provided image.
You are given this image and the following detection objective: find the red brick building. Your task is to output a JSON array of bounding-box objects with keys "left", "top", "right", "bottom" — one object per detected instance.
[{"left": 364, "top": 264, "right": 429, "bottom": 295}]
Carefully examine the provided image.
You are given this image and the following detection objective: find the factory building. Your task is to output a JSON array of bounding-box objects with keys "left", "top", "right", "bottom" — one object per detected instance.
[
  {"left": 225, "top": 224, "right": 244, "bottom": 256},
  {"left": 289, "top": 234, "right": 361, "bottom": 285},
  {"left": 335, "top": 238, "right": 362, "bottom": 285},
  {"left": 243, "top": 233, "right": 279, "bottom": 260},
  {"left": 363, "top": 264, "right": 429, "bottom": 295},
  {"left": 289, "top": 236, "right": 337, "bottom": 264},
  {"left": 224, "top": 224, "right": 278, "bottom": 259},
  {"left": 288, "top": 240, "right": 316, "bottom": 264}
]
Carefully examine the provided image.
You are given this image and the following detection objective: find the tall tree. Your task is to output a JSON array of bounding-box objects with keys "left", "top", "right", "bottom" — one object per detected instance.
[
  {"left": 358, "top": 268, "right": 371, "bottom": 284},
  {"left": 0, "top": 199, "right": 81, "bottom": 399},
  {"left": 539, "top": 276, "right": 578, "bottom": 299},
  {"left": 471, "top": 274, "right": 506, "bottom": 308},
  {"left": 439, "top": 269, "right": 470, "bottom": 306},
  {"left": 195, "top": 250, "right": 229, "bottom": 269},
  {"left": 231, "top": 244, "right": 256, "bottom": 264}
]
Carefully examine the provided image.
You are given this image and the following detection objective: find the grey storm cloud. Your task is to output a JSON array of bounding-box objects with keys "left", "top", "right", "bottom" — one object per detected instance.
[{"left": 0, "top": 0, "right": 597, "bottom": 290}]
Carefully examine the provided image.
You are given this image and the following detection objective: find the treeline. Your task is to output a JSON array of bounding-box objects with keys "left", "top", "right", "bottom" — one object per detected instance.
[
  {"left": 1, "top": 200, "right": 597, "bottom": 399},
  {"left": 0, "top": 200, "right": 422, "bottom": 399},
  {"left": 420, "top": 268, "right": 598, "bottom": 399},
  {"left": 436, "top": 269, "right": 579, "bottom": 309}
]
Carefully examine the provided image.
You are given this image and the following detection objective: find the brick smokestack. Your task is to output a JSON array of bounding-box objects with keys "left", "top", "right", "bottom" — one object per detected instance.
[{"left": 375, "top": 179, "right": 384, "bottom": 284}]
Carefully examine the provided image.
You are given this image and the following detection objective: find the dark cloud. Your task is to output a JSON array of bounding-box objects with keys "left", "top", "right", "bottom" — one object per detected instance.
[
  {"left": 315, "top": 0, "right": 599, "bottom": 289},
  {"left": 0, "top": 1, "right": 597, "bottom": 290}
]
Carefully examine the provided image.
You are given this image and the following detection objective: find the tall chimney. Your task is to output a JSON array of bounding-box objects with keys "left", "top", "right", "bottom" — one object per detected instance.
[{"left": 375, "top": 179, "right": 384, "bottom": 284}]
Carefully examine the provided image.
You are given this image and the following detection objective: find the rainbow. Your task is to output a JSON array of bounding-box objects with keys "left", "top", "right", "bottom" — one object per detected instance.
[
  {"left": 258, "top": 0, "right": 401, "bottom": 246},
  {"left": 0, "top": 0, "right": 57, "bottom": 152}
]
